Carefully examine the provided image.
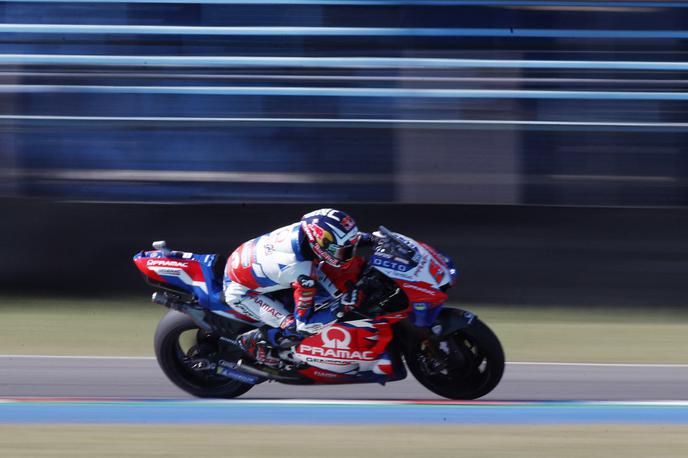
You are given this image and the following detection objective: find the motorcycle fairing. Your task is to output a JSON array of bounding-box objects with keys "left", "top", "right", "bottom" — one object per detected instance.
[
  {"left": 292, "top": 321, "right": 394, "bottom": 375},
  {"left": 370, "top": 231, "right": 452, "bottom": 327},
  {"left": 296, "top": 349, "right": 406, "bottom": 384},
  {"left": 133, "top": 250, "right": 220, "bottom": 307}
]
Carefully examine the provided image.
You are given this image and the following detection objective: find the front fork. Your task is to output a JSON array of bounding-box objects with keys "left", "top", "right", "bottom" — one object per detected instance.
[{"left": 394, "top": 308, "right": 477, "bottom": 375}]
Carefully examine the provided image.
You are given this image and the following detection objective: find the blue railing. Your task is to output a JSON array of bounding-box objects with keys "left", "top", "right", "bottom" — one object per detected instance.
[{"left": 1, "top": 0, "right": 687, "bottom": 205}]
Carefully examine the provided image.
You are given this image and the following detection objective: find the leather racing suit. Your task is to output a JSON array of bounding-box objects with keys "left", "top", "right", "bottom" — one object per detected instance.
[{"left": 223, "top": 222, "right": 365, "bottom": 336}]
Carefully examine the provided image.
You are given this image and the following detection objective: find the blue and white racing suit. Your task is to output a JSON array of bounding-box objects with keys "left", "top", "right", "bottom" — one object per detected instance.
[{"left": 223, "top": 223, "right": 342, "bottom": 334}]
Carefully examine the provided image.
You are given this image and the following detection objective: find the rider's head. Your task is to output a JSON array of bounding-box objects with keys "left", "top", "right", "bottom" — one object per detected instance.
[{"left": 301, "top": 208, "right": 359, "bottom": 267}]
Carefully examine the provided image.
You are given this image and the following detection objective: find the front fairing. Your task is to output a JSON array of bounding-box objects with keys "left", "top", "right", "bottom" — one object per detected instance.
[{"left": 368, "top": 230, "right": 453, "bottom": 328}]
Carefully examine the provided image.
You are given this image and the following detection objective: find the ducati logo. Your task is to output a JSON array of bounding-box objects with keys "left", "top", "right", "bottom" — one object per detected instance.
[{"left": 321, "top": 327, "right": 352, "bottom": 349}]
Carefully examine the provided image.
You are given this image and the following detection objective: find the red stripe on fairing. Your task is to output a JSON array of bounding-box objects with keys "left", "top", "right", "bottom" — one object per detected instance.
[
  {"left": 299, "top": 367, "right": 353, "bottom": 384},
  {"left": 181, "top": 260, "right": 205, "bottom": 282},
  {"left": 135, "top": 257, "right": 207, "bottom": 284},
  {"left": 396, "top": 279, "right": 448, "bottom": 304},
  {"left": 418, "top": 241, "right": 449, "bottom": 269},
  {"left": 375, "top": 362, "right": 395, "bottom": 376},
  {"left": 134, "top": 258, "right": 163, "bottom": 282}
]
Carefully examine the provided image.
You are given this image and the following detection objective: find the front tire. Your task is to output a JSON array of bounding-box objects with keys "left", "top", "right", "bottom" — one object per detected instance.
[
  {"left": 154, "top": 310, "right": 254, "bottom": 398},
  {"left": 406, "top": 317, "right": 505, "bottom": 400}
]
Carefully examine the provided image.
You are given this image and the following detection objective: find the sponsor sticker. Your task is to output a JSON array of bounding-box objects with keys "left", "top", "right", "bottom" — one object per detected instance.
[
  {"left": 297, "top": 327, "right": 376, "bottom": 361},
  {"left": 157, "top": 268, "right": 182, "bottom": 277},
  {"left": 321, "top": 326, "right": 352, "bottom": 349},
  {"left": 413, "top": 302, "right": 428, "bottom": 311},
  {"left": 403, "top": 282, "right": 437, "bottom": 296},
  {"left": 371, "top": 255, "right": 410, "bottom": 272},
  {"left": 146, "top": 259, "right": 188, "bottom": 268},
  {"left": 255, "top": 298, "right": 285, "bottom": 320},
  {"left": 299, "top": 345, "right": 375, "bottom": 361},
  {"left": 313, "top": 370, "right": 342, "bottom": 378}
]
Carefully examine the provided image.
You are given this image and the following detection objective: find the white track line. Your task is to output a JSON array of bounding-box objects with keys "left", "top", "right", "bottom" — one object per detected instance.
[{"left": 1, "top": 355, "right": 687, "bottom": 367}]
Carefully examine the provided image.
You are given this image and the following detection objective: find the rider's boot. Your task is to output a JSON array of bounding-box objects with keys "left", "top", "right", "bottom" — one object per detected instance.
[
  {"left": 236, "top": 327, "right": 280, "bottom": 368},
  {"left": 267, "top": 315, "right": 303, "bottom": 349},
  {"left": 236, "top": 315, "right": 304, "bottom": 367}
]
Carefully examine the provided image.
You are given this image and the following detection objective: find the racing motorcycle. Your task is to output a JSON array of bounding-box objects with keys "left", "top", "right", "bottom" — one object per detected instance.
[{"left": 133, "top": 227, "right": 504, "bottom": 399}]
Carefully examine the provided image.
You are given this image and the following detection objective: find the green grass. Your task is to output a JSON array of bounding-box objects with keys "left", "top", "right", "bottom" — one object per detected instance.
[
  {"left": 1, "top": 297, "right": 687, "bottom": 362},
  {"left": 0, "top": 425, "right": 686, "bottom": 458},
  {"left": 467, "top": 304, "right": 688, "bottom": 363},
  {"left": 0, "top": 297, "right": 165, "bottom": 356}
]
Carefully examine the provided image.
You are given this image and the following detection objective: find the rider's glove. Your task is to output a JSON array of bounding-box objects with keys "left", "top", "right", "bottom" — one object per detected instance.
[
  {"left": 292, "top": 274, "right": 317, "bottom": 321},
  {"left": 358, "top": 231, "right": 386, "bottom": 247},
  {"left": 357, "top": 232, "right": 375, "bottom": 247},
  {"left": 340, "top": 287, "right": 363, "bottom": 315}
]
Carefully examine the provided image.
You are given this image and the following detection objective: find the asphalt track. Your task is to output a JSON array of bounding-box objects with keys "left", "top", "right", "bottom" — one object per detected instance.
[{"left": 1, "top": 356, "right": 687, "bottom": 401}]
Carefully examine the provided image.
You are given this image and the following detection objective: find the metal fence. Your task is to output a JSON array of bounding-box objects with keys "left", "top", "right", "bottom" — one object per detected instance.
[{"left": 1, "top": 0, "right": 687, "bottom": 205}]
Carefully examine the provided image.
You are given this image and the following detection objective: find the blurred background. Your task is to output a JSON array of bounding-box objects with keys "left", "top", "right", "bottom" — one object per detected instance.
[{"left": 1, "top": 0, "right": 688, "bottom": 308}]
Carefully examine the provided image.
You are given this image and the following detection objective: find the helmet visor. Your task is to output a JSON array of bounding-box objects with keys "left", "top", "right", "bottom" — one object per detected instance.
[{"left": 325, "top": 242, "right": 355, "bottom": 263}]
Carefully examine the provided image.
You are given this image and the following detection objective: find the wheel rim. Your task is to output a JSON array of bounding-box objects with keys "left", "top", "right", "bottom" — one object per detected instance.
[
  {"left": 418, "top": 331, "right": 496, "bottom": 396},
  {"left": 168, "top": 327, "right": 244, "bottom": 388}
]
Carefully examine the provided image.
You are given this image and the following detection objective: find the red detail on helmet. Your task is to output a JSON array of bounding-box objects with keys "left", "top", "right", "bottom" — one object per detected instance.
[
  {"left": 308, "top": 223, "right": 329, "bottom": 244},
  {"left": 340, "top": 215, "right": 356, "bottom": 231}
]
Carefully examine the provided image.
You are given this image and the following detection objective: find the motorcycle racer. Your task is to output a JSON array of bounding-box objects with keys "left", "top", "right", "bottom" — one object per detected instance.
[{"left": 223, "top": 208, "right": 370, "bottom": 365}]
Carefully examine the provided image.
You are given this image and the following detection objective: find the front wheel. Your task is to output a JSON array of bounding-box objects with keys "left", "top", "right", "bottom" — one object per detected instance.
[
  {"left": 154, "top": 310, "right": 254, "bottom": 398},
  {"left": 405, "top": 316, "right": 505, "bottom": 400}
]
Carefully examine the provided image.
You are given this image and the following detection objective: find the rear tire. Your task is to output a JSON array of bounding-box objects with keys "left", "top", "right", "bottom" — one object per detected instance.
[
  {"left": 154, "top": 310, "right": 254, "bottom": 398},
  {"left": 406, "top": 317, "right": 505, "bottom": 400}
]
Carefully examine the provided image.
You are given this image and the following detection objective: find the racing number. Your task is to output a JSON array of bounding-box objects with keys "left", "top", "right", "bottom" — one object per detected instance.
[{"left": 429, "top": 260, "right": 445, "bottom": 283}]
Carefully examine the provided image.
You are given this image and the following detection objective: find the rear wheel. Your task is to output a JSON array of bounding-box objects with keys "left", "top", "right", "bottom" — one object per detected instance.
[
  {"left": 154, "top": 310, "right": 254, "bottom": 398},
  {"left": 406, "top": 317, "right": 505, "bottom": 400}
]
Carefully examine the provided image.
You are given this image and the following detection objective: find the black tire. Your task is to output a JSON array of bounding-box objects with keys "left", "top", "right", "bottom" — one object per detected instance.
[
  {"left": 406, "top": 317, "right": 505, "bottom": 400},
  {"left": 154, "top": 310, "right": 254, "bottom": 398}
]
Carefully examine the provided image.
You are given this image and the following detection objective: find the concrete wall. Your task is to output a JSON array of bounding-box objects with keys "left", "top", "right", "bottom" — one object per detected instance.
[{"left": 2, "top": 199, "right": 687, "bottom": 307}]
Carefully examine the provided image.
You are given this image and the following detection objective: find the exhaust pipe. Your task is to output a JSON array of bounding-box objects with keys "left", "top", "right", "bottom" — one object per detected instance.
[{"left": 216, "top": 360, "right": 266, "bottom": 385}]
